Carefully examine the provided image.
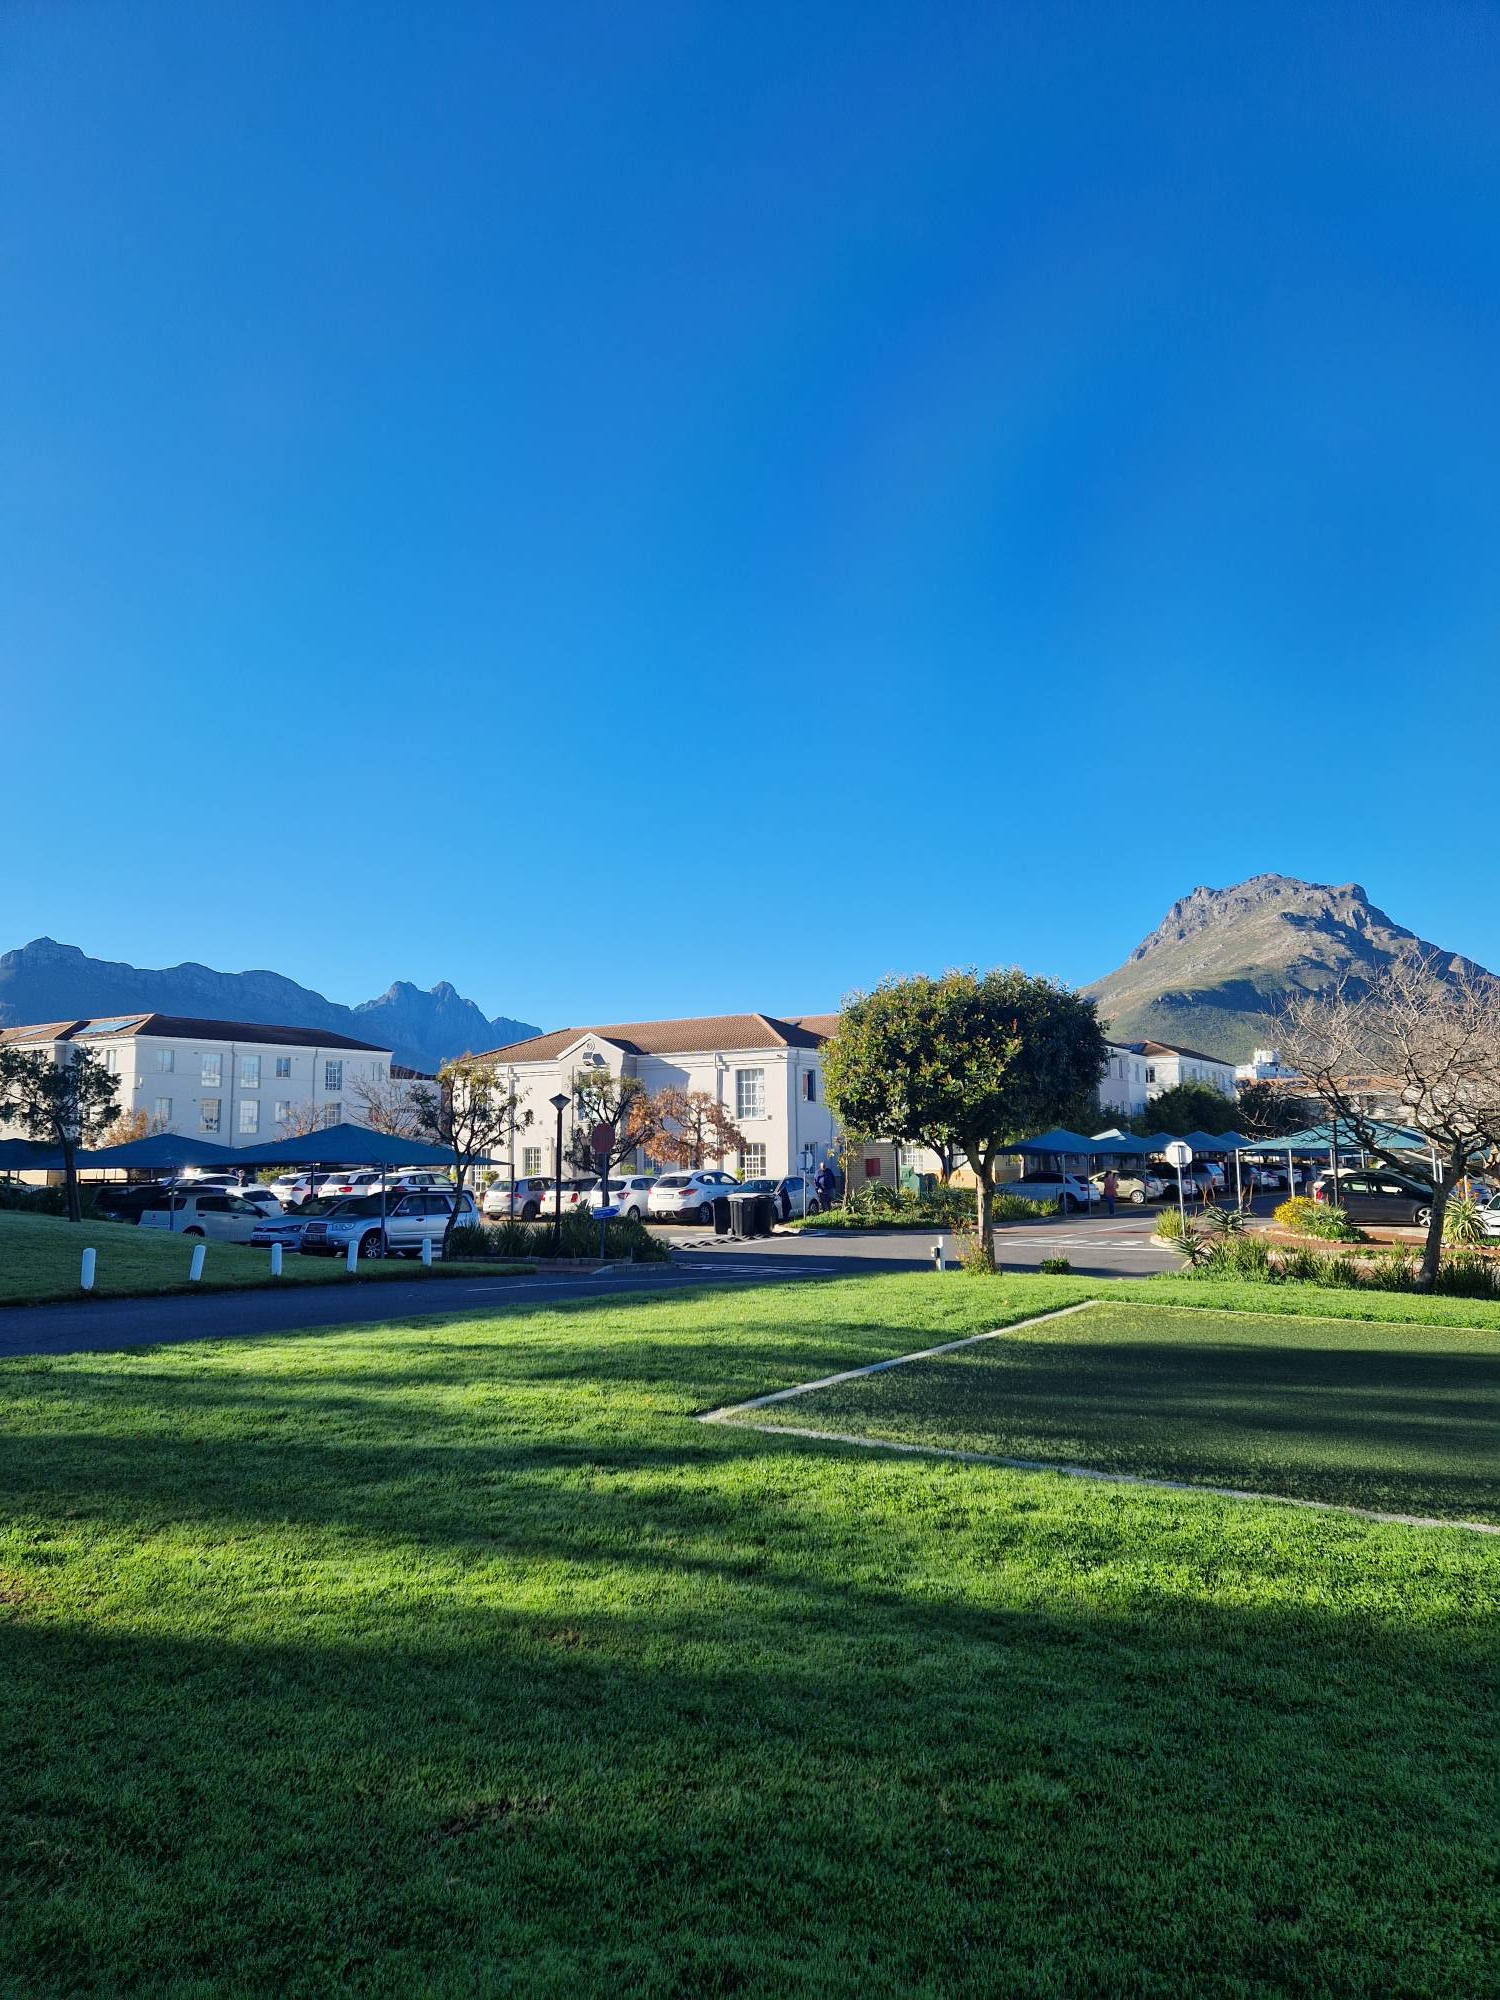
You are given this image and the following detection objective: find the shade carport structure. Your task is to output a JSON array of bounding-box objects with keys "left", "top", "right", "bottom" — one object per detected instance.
[
  {"left": 227, "top": 1124, "right": 500, "bottom": 1254},
  {"left": 1231, "top": 1120, "right": 1434, "bottom": 1203},
  {"left": 1006, "top": 1128, "right": 1157, "bottom": 1216}
]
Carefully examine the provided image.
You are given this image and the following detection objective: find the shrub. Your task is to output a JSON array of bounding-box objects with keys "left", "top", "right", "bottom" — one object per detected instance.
[
  {"left": 1319, "top": 1252, "right": 1365, "bottom": 1289},
  {"left": 1274, "top": 1196, "right": 1365, "bottom": 1243},
  {"left": 1443, "top": 1195, "right": 1486, "bottom": 1247},
  {"left": 1037, "top": 1255, "right": 1071, "bottom": 1275},
  {"left": 991, "top": 1193, "right": 1058, "bottom": 1222},
  {"left": 1202, "top": 1204, "right": 1245, "bottom": 1239},
  {"left": 1154, "top": 1208, "right": 1191, "bottom": 1243},
  {"left": 445, "top": 1223, "right": 496, "bottom": 1260},
  {"left": 1367, "top": 1247, "right": 1419, "bottom": 1290},
  {"left": 1276, "top": 1245, "right": 1325, "bottom": 1284},
  {"left": 1215, "top": 1234, "right": 1273, "bottom": 1278},
  {"left": 1273, "top": 1196, "right": 1318, "bottom": 1233},
  {"left": 1432, "top": 1250, "right": 1499, "bottom": 1299}
]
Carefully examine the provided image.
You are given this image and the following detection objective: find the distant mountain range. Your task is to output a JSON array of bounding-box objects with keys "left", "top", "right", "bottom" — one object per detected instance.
[
  {"left": 1084, "top": 874, "right": 1495, "bottom": 1061},
  {"left": 0, "top": 938, "right": 540, "bottom": 1075}
]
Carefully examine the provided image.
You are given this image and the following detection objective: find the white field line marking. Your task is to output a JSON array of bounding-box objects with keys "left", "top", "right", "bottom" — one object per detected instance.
[
  {"left": 707, "top": 1417, "right": 1500, "bottom": 1537},
  {"left": 697, "top": 1301, "right": 1103, "bottom": 1425}
]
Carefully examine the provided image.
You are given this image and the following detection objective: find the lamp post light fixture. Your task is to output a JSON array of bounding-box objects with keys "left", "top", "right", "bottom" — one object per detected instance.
[{"left": 549, "top": 1092, "right": 570, "bottom": 1253}]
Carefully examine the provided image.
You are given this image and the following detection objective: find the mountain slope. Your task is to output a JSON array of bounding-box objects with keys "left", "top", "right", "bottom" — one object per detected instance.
[
  {"left": 0, "top": 939, "right": 538, "bottom": 1074},
  {"left": 1084, "top": 875, "right": 1493, "bottom": 1061}
]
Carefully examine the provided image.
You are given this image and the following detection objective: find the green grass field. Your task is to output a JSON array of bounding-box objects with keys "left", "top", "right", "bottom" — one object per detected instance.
[
  {"left": 0, "top": 1210, "right": 529, "bottom": 1305},
  {"left": 730, "top": 1298, "right": 1500, "bottom": 1522},
  {"left": 1, "top": 1273, "right": 1496, "bottom": 1995}
]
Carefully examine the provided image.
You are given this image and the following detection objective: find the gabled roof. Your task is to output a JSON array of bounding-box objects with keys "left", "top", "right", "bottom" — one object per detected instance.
[
  {"left": 480, "top": 1011, "right": 834, "bottom": 1063},
  {"left": 1135, "top": 1038, "right": 1236, "bottom": 1067},
  {"left": 0, "top": 1013, "right": 389, "bottom": 1053}
]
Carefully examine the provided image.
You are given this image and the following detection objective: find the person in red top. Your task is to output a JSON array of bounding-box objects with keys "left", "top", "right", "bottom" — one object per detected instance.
[{"left": 1102, "top": 1168, "right": 1118, "bottom": 1217}]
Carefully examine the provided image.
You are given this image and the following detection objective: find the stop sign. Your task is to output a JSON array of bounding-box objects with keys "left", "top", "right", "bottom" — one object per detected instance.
[{"left": 590, "top": 1122, "right": 614, "bottom": 1157}]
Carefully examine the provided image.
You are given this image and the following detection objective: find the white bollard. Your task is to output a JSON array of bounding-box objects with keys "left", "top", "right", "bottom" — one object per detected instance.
[
  {"left": 270, "top": 1243, "right": 283, "bottom": 1278},
  {"left": 80, "top": 1247, "right": 96, "bottom": 1291},
  {"left": 933, "top": 1237, "right": 946, "bottom": 1273},
  {"left": 346, "top": 1238, "right": 359, "bottom": 1275},
  {"left": 420, "top": 1234, "right": 433, "bottom": 1267},
  {"left": 189, "top": 1243, "right": 206, "bottom": 1283}
]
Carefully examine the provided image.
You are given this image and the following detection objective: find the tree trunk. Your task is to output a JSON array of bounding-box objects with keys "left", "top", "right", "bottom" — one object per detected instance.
[
  {"left": 62, "top": 1139, "right": 81, "bottom": 1224},
  {"left": 972, "top": 1171, "right": 995, "bottom": 1271},
  {"left": 1414, "top": 1174, "right": 1457, "bottom": 1292}
]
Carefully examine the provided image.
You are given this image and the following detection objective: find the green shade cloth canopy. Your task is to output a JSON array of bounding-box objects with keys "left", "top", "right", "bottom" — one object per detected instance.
[{"left": 1235, "top": 1121, "right": 1431, "bottom": 1157}]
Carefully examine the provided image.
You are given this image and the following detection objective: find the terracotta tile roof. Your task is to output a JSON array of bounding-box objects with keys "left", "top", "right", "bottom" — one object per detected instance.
[
  {"left": 480, "top": 1012, "right": 835, "bottom": 1063},
  {"left": 1, "top": 1013, "right": 389, "bottom": 1053}
]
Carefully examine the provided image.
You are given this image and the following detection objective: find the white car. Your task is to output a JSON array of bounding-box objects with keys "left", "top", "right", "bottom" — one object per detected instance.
[
  {"left": 647, "top": 1170, "right": 740, "bottom": 1223},
  {"left": 587, "top": 1174, "right": 657, "bottom": 1220},
  {"left": 1088, "top": 1171, "right": 1164, "bottom": 1205},
  {"left": 313, "top": 1169, "right": 389, "bottom": 1203},
  {"left": 234, "top": 1185, "right": 286, "bottom": 1215},
  {"left": 996, "top": 1173, "right": 1097, "bottom": 1214},
  {"left": 484, "top": 1177, "right": 552, "bottom": 1220},
  {"left": 266, "top": 1172, "right": 341, "bottom": 1206},
  {"left": 138, "top": 1192, "right": 270, "bottom": 1243}
]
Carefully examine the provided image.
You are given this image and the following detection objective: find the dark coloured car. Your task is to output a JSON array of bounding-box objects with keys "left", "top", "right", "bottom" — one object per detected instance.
[
  {"left": 90, "top": 1182, "right": 179, "bottom": 1222},
  {"left": 1313, "top": 1170, "right": 1434, "bottom": 1227}
]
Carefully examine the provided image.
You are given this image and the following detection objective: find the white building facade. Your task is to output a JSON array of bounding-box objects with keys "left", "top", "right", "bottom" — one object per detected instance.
[
  {"left": 1099, "top": 1042, "right": 1152, "bottom": 1117},
  {"left": 1134, "top": 1039, "right": 1239, "bottom": 1099},
  {"left": 0, "top": 1013, "right": 395, "bottom": 1148},
  {"left": 480, "top": 1013, "right": 840, "bottom": 1182}
]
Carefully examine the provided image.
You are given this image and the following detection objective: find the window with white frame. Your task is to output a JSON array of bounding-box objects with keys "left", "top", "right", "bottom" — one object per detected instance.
[
  {"left": 324, "top": 1059, "right": 343, "bottom": 1092},
  {"left": 155, "top": 1048, "right": 174, "bottom": 1073},
  {"left": 323, "top": 1102, "right": 342, "bottom": 1127},
  {"left": 274, "top": 1101, "right": 292, "bottom": 1127},
  {"left": 274, "top": 1056, "right": 292, "bottom": 1079},
  {"left": 102, "top": 1046, "right": 119, "bottom": 1074},
  {"left": 738, "top": 1144, "right": 767, "bottom": 1179},
  {"left": 200, "top": 1098, "right": 222, "bottom": 1134},
  {"left": 802, "top": 1069, "right": 817, "bottom": 1102},
  {"left": 201, "top": 1053, "right": 222, "bottom": 1087},
  {"left": 734, "top": 1067, "right": 765, "bottom": 1120},
  {"left": 239, "top": 1054, "right": 260, "bottom": 1088},
  {"left": 522, "top": 1145, "right": 542, "bottom": 1176},
  {"left": 154, "top": 1097, "right": 172, "bottom": 1125},
  {"left": 239, "top": 1100, "right": 260, "bottom": 1135}
]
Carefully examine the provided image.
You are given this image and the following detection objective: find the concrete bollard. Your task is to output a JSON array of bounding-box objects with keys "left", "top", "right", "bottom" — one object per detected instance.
[
  {"left": 346, "top": 1238, "right": 359, "bottom": 1275},
  {"left": 189, "top": 1243, "right": 206, "bottom": 1282},
  {"left": 270, "top": 1243, "right": 283, "bottom": 1278},
  {"left": 420, "top": 1235, "right": 433, "bottom": 1267},
  {"left": 933, "top": 1238, "right": 946, "bottom": 1273},
  {"left": 80, "top": 1247, "right": 96, "bottom": 1291}
]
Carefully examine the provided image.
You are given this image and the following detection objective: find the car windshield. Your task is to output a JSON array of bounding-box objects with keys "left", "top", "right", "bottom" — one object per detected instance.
[{"left": 326, "top": 1196, "right": 384, "bottom": 1218}]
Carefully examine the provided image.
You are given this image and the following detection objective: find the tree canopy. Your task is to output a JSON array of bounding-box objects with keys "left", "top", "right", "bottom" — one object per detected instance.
[{"left": 0, "top": 1044, "right": 120, "bottom": 1223}]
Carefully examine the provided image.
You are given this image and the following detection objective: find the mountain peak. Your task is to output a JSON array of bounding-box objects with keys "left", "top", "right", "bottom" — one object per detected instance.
[{"left": 1088, "top": 876, "right": 1488, "bottom": 1061}]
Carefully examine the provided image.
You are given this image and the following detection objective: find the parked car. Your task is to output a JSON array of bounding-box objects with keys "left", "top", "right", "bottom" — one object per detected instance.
[
  {"left": 1248, "top": 1164, "right": 1304, "bottom": 1191},
  {"left": 266, "top": 1172, "right": 342, "bottom": 1207},
  {"left": 234, "top": 1184, "right": 286, "bottom": 1215},
  {"left": 313, "top": 1170, "right": 389, "bottom": 1202},
  {"left": 1088, "top": 1170, "right": 1164, "bottom": 1205},
  {"left": 484, "top": 1177, "right": 552, "bottom": 1220},
  {"left": 1311, "top": 1171, "right": 1434, "bottom": 1227},
  {"left": 648, "top": 1170, "right": 740, "bottom": 1223},
  {"left": 137, "top": 1192, "right": 269, "bottom": 1243},
  {"left": 548, "top": 1178, "right": 600, "bottom": 1215},
  {"left": 298, "top": 1189, "right": 480, "bottom": 1259},
  {"left": 995, "top": 1172, "right": 1096, "bottom": 1213},
  {"left": 249, "top": 1198, "right": 341, "bottom": 1250},
  {"left": 777, "top": 1173, "right": 818, "bottom": 1218},
  {"left": 90, "top": 1181, "right": 179, "bottom": 1222},
  {"left": 586, "top": 1174, "right": 657, "bottom": 1220},
  {"left": 1477, "top": 1194, "right": 1500, "bottom": 1238},
  {"left": 384, "top": 1171, "right": 453, "bottom": 1194}
]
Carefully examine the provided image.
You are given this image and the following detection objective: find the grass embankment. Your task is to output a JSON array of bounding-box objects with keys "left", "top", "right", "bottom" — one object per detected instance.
[
  {"left": 0, "top": 1210, "right": 531, "bottom": 1306},
  {"left": 1, "top": 1272, "right": 1495, "bottom": 1994}
]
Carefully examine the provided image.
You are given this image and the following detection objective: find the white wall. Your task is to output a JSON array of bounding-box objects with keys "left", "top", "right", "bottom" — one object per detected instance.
[{"left": 83, "top": 1034, "right": 392, "bottom": 1146}]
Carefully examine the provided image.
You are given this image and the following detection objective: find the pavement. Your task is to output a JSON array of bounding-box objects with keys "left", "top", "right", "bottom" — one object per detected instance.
[{"left": 0, "top": 1207, "right": 1189, "bottom": 1361}]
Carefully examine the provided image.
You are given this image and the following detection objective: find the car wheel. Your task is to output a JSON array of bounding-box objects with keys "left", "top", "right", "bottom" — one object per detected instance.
[
  {"left": 522, "top": 1203, "right": 538, "bottom": 1221},
  {"left": 625, "top": 1205, "right": 641, "bottom": 1220},
  {"left": 359, "top": 1231, "right": 385, "bottom": 1260},
  {"left": 697, "top": 1203, "right": 713, "bottom": 1225},
  {"left": 1414, "top": 1206, "right": 1432, "bottom": 1229},
  {"left": 184, "top": 1226, "right": 205, "bottom": 1238},
  {"left": 1130, "top": 1189, "right": 1145, "bottom": 1204},
  {"left": 1060, "top": 1195, "right": 1075, "bottom": 1214}
]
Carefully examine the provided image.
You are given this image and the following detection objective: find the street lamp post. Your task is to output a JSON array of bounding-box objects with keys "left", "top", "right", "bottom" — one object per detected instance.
[{"left": 549, "top": 1093, "right": 569, "bottom": 1254}]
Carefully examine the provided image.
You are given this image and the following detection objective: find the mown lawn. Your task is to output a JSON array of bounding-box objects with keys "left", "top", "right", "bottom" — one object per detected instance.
[
  {"left": 0, "top": 1272, "right": 1496, "bottom": 1996},
  {"left": 740, "top": 1297, "right": 1500, "bottom": 1522},
  {"left": 0, "top": 1210, "right": 529, "bottom": 1305}
]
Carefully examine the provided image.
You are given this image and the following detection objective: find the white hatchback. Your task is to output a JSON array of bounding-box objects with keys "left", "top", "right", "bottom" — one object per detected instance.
[
  {"left": 588, "top": 1174, "right": 657, "bottom": 1220},
  {"left": 647, "top": 1170, "right": 740, "bottom": 1224}
]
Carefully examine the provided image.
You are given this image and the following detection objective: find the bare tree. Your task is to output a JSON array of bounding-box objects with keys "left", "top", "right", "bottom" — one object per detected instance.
[
  {"left": 349, "top": 1069, "right": 426, "bottom": 1140},
  {"left": 0, "top": 1045, "right": 120, "bottom": 1223},
  {"left": 276, "top": 1100, "right": 330, "bottom": 1140},
  {"left": 648, "top": 1088, "right": 748, "bottom": 1170},
  {"left": 411, "top": 1057, "right": 526, "bottom": 1248},
  {"left": 564, "top": 1071, "right": 658, "bottom": 1198},
  {"left": 1279, "top": 952, "right": 1500, "bottom": 1289}
]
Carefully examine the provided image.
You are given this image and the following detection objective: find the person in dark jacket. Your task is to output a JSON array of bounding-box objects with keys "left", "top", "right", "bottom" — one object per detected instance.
[{"left": 813, "top": 1163, "right": 835, "bottom": 1212}]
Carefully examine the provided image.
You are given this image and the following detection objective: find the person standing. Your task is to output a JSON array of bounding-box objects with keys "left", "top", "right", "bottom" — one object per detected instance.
[
  {"left": 813, "top": 1161, "right": 834, "bottom": 1213},
  {"left": 1102, "top": 1168, "right": 1118, "bottom": 1218}
]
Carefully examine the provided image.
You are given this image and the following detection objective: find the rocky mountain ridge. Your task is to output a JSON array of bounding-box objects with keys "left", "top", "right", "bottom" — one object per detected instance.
[{"left": 0, "top": 938, "right": 539, "bottom": 1075}]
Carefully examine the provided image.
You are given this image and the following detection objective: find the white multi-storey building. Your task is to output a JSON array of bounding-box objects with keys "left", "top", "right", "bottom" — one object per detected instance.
[
  {"left": 0, "top": 1013, "right": 395, "bottom": 1147},
  {"left": 479, "top": 1012, "right": 840, "bottom": 1182},
  {"left": 1131, "top": 1038, "right": 1239, "bottom": 1100},
  {"left": 1099, "top": 1042, "right": 1152, "bottom": 1117}
]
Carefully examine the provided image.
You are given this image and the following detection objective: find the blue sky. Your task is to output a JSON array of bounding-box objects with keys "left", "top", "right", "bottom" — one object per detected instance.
[{"left": 4, "top": 2, "right": 1498, "bottom": 1026}]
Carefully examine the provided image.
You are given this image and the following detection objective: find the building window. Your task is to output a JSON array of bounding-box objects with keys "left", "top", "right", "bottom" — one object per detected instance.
[
  {"left": 275, "top": 1056, "right": 292, "bottom": 1079},
  {"left": 154, "top": 1097, "right": 172, "bottom": 1125},
  {"left": 324, "top": 1059, "right": 343, "bottom": 1092},
  {"left": 1146, "top": 1066, "right": 1156, "bottom": 1085},
  {"left": 802, "top": 1070, "right": 817, "bottom": 1102},
  {"left": 238, "top": 1100, "right": 260, "bottom": 1135},
  {"left": 735, "top": 1067, "right": 765, "bottom": 1120},
  {"left": 522, "top": 1145, "right": 542, "bottom": 1176},
  {"left": 201, "top": 1054, "right": 222, "bottom": 1087},
  {"left": 239, "top": 1055, "right": 260, "bottom": 1088},
  {"left": 200, "top": 1098, "right": 222, "bottom": 1135},
  {"left": 102, "top": 1047, "right": 119, "bottom": 1074},
  {"left": 324, "top": 1102, "right": 341, "bottom": 1127},
  {"left": 738, "top": 1144, "right": 767, "bottom": 1179},
  {"left": 274, "top": 1101, "right": 292, "bottom": 1127},
  {"left": 155, "top": 1048, "right": 174, "bottom": 1073}
]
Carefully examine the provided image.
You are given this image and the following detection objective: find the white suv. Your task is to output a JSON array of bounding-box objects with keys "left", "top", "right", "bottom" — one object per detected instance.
[
  {"left": 647, "top": 1170, "right": 740, "bottom": 1224},
  {"left": 588, "top": 1174, "right": 656, "bottom": 1220}
]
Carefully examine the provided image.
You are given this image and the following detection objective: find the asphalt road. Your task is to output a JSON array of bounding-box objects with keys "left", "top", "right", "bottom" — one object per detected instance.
[{"left": 0, "top": 1209, "right": 1183, "bottom": 1360}]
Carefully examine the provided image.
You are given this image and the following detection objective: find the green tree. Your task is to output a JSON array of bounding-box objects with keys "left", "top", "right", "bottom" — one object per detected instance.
[
  {"left": 565, "top": 1070, "right": 657, "bottom": 1194},
  {"left": 1142, "top": 1081, "right": 1240, "bottom": 1136},
  {"left": 823, "top": 969, "right": 1107, "bottom": 1264},
  {"left": 0, "top": 1044, "right": 120, "bottom": 1223}
]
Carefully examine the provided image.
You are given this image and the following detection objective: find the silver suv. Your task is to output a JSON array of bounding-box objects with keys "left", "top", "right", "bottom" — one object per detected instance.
[{"left": 298, "top": 1189, "right": 479, "bottom": 1259}]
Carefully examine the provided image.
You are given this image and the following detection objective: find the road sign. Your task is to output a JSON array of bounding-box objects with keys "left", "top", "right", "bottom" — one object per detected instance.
[
  {"left": 1165, "top": 1141, "right": 1193, "bottom": 1167},
  {"left": 590, "top": 1122, "right": 614, "bottom": 1156}
]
